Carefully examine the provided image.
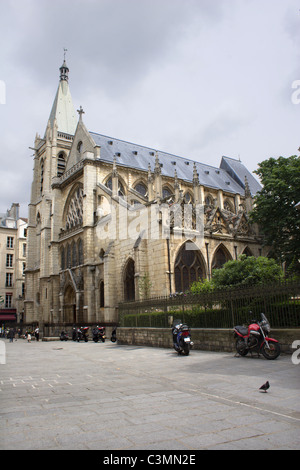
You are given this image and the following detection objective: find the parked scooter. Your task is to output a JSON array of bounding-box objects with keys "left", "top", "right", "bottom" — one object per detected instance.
[
  {"left": 92, "top": 326, "right": 106, "bottom": 343},
  {"left": 234, "top": 312, "right": 280, "bottom": 360},
  {"left": 111, "top": 327, "right": 117, "bottom": 343},
  {"left": 76, "top": 326, "right": 89, "bottom": 342},
  {"left": 60, "top": 330, "right": 69, "bottom": 341},
  {"left": 172, "top": 321, "right": 193, "bottom": 355}
]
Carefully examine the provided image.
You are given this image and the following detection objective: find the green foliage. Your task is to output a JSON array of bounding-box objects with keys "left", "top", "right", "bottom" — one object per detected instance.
[
  {"left": 138, "top": 272, "right": 152, "bottom": 300},
  {"left": 190, "top": 278, "right": 214, "bottom": 294},
  {"left": 250, "top": 155, "right": 300, "bottom": 273},
  {"left": 211, "top": 255, "right": 284, "bottom": 287}
]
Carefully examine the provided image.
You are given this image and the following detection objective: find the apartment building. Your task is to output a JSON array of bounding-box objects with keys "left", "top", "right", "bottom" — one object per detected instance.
[{"left": 0, "top": 203, "right": 27, "bottom": 323}]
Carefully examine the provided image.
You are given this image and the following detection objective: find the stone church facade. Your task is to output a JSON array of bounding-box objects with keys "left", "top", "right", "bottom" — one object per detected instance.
[{"left": 24, "top": 60, "right": 264, "bottom": 329}]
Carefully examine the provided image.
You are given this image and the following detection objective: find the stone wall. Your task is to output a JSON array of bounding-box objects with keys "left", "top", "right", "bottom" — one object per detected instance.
[{"left": 117, "top": 327, "right": 300, "bottom": 354}]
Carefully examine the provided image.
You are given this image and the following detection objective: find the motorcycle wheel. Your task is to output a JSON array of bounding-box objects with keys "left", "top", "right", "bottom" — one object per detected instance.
[
  {"left": 93, "top": 338, "right": 98, "bottom": 343},
  {"left": 183, "top": 345, "right": 190, "bottom": 356},
  {"left": 84, "top": 337, "right": 88, "bottom": 342},
  {"left": 261, "top": 341, "right": 281, "bottom": 360},
  {"left": 235, "top": 338, "right": 249, "bottom": 356}
]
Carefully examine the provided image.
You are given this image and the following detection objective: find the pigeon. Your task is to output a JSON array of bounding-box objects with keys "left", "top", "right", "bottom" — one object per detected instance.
[{"left": 259, "top": 381, "right": 270, "bottom": 393}]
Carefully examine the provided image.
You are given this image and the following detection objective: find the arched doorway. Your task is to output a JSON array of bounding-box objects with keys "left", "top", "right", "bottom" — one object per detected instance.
[
  {"left": 64, "top": 285, "right": 76, "bottom": 323},
  {"left": 211, "top": 244, "right": 232, "bottom": 270},
  {"left": 124, "top": 259, "right": 135, "bottom": 301},
  {"left": 174, "top": 242, "right": 206, "bottom": 292}
]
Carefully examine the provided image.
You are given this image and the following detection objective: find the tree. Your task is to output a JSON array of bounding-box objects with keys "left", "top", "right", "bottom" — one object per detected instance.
[
  {"left": 211, "top": 255, "right": 284, "bottom": 287},
  {"left": 250, "top": 155, "right": 300, "bottom": 273}
]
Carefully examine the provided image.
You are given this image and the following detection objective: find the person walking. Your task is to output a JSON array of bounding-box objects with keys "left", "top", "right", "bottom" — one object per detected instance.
[
  {"left": 8, "top": 328, "right": 14, "bottom": 343},
  {"left": 34, "top": 326, "right": 39, "bottom": 342}
]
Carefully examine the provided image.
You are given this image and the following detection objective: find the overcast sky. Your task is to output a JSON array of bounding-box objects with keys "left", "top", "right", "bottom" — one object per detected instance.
[{"left": 0, "top": 0, "right": 299, "bottom": 216}]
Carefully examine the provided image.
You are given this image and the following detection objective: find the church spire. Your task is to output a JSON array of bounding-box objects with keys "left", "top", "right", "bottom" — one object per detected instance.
[
  {"left": 59, "top": 48, "right": 69, "bottom": 82},
  {"left": 46, "top": 54, "right": 77, "bottom": 136}
]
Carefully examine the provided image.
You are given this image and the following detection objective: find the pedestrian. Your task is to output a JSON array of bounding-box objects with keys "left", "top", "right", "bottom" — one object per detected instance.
[
  {"left": 27, "top": 332, "right": 31, "bottom": 343},
  {"left": 34, "top": 326, "right": 39, "bottom": 342},
  {"left": 8, "top": 328, "right": 14, "bottom": 343}
]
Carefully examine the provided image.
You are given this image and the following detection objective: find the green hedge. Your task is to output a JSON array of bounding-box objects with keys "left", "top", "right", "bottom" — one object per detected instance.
[{"left": 121, "top": 301, "right": 300, "bottom": 329}]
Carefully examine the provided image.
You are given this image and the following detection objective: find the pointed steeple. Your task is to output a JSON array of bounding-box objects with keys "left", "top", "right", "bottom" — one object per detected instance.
[{"left": 46, "top": 55, "right": 77, "bottom": 136}]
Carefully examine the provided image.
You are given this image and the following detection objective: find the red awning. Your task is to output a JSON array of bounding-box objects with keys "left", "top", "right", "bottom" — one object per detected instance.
[{"left": 0, "top": 315, "right": 16, "bottom": 321}]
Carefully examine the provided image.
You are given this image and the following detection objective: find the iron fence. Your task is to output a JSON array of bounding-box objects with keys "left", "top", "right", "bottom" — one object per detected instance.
[{"left": 118, "top": 280, "right": 300, "bottom": 329}]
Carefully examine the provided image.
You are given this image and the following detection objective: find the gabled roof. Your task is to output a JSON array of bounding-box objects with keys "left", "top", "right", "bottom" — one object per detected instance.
[
  {"left": 90, "top": 131, "right": 261, "bottom": 196},
  {"left": 220, "top": 156, "right": 261, "bottom": 196}
]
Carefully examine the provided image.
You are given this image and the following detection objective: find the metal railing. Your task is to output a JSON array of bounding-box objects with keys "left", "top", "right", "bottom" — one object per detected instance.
[{"left": 118, "top": 280, "right": 300, "bottom": 329}]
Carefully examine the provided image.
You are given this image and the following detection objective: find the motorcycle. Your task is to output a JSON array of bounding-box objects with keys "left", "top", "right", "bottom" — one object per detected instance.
[
  {"left": 234, "top": 312, "right": 280, "bottom": 360},
  {"left": 172, "top": 321, "right": 193, "bottom": 356},
  {"left": 111, "top": 327, "right": 117, "bottom": 343},
  {"left": 76, "top": 326, "right": 89, "bottom": 342},
  {"left": 60, "top": 330, "right": 69, "bottom": 341},
  {"left": 92, "top": 326, "right": 106, "bottom": 343}
]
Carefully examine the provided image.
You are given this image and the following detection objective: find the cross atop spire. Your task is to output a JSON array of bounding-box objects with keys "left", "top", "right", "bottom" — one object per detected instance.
[{"left": 60, "top": 50, "right": 69, "bottom": 82}]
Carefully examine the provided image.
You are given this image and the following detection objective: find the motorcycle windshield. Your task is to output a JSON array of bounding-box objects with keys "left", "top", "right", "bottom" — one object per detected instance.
[{"left": 260, "top": 313, "right": 270, "bottom": 331}]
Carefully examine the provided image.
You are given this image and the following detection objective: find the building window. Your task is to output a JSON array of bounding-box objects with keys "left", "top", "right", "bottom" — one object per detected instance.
[
  {"left": 78, "top": 239, "right": 83, "bottom": 265},
  {"left": 99, "top": 280, "right": 105, "bottom": 308},
  {"left": 6, "top": 254, "right": 13, "bottom": 267},
  {"left": 65, "top": 187, "right": 83, "bottom": 230},
  {"left": 162, "top": 186, "right": 172, "bottom": 199},
  {"left": 57, "top": 152, "right": 66, "bottom": 177},
  {"left": 22, "top": 243, "right": 26, "bottom": 257},
  {"left": 174, "top": 242, "right": 205, "bottom": 293},
  {"left": 134, "top": 182, "right": 147, "bottom": 198},
  {"left": 106, "top": 177, "right": 125, "bottom": 197},
  {"left": 7, "top": 236, "right": 14, "bottom": 248},
  {"left": 61, "top": 247, "right": 65, "bottom": 270},
  {"left": 72, "top": 242, "right": 77, "bottom": 267},
  {"left": 40, "top": 160, "right": 44, "bottom": 193},
  {"left": 5, "top": 294, "right": 12, "bottom": 308},
  {"left": 211, "top": 245, "right": 231, "bottom": 270},
  {"left": 22, "top": 262, "right": 26, "bottom": 275},
  {"left": 5, "top": 273, "right": 13, "bottom": 287},
  {"left": 124, "top": 259, "right": 135, "bottom": 301}
]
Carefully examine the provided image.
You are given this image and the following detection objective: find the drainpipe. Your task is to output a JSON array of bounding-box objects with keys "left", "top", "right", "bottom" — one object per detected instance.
[{"left": 166, "top": 238, "right": 172, "bottom": 295}]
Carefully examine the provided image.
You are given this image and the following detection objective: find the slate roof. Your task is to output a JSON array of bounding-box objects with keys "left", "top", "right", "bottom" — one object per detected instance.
[
  {"left": 90, "top": 132, "right": 261, "bottom": 196},
  {"left": 48, "top": 80, "right": 77, "bottom": 136}
]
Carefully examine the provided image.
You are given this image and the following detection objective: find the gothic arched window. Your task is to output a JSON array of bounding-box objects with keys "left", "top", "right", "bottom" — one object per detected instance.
[
  {"left": 212, "top": 245, "right": 231, "bottom": 270},
  {"left": 134, "top": 182, "right": 147, "bottom": 198},
  {"left": 40, "top": 160, "right": 44, "bottom": 194},
  {"left": 105, "top": 177, "right": 125, "bottom": 197},
  {"left": 66, "top": 244, "right": 71, "bottom": 268},
  {"left": 72, "top": 242, "right": 77, "bottom": 267},
  {"left": 61, "top": 247, "right": 65, "bottom": 270},
  {"left": 78, "top": 239, "right": 83, "bottom": 265},
  {"left": 99, "top": 280, "right": 105, "bottom": 308},
  {"left": 65, "top": 187, "right": 83, "bottom": 230},
  {"left": 184, "top": 192, "right": 193, "bottom": 204},
  {"left": 162, "top": 186, "right": 173, "bottom": 199},
  {"left": 124, "top": 258, "right": 135, "bottom": 301},
  {"left": 174, "top": 242, "right": 205, "bottom": 292}
]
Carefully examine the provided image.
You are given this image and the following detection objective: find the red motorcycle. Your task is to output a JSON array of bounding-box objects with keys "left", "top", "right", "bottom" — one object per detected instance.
[{"left": 234, "top": 313, "right": 280, "bottom": 360}]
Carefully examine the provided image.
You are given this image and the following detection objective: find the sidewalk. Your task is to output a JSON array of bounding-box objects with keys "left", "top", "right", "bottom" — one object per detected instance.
[{"left": 0, "top": 339, "right": 299, "bottom": 450}]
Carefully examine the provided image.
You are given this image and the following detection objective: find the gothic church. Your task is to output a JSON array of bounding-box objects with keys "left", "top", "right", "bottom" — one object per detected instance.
[{"left": 24, "top": 60, "right": 263, "bottom": 329}]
